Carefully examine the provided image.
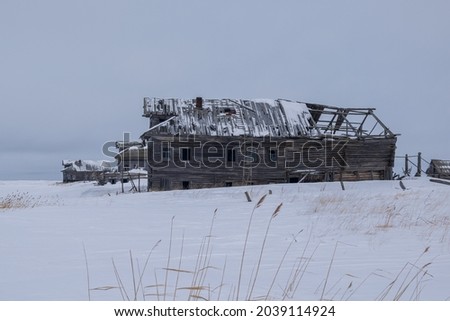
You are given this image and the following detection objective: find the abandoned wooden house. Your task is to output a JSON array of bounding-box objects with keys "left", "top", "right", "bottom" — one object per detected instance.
[
  {"left": 137, "top": 97, "right": 397, "bottom": 191},
  {"left": 426, "top": 159, "right": 450, "bottom": 179},
  {"left": 61, "top": 160, "right": 117, "bottom": 183}
]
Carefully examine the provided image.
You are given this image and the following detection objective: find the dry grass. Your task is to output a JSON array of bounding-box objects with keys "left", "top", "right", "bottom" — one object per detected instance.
[
  {"left": 86, "top": 192, "right": 443, "bottom": 301},
  {"left": 88, "top": 199, "right": 310, "bottom": 301},
  {"left": 0, "top": 192, "right": 44, "bottom": 210},
  {"left": 376, "top": 205, "right": 397, "bottom": 229},
  {"left": 236, "top": 194, "right": 268, "bottom": 300},
  {"left": 376, "top": 247, "right": 433, "bottom": 301}
]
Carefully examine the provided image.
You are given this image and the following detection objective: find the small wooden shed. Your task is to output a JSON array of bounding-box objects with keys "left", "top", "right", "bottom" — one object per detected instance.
[{"left": 427, "top": 159, "right": 450, "bottom": 179}]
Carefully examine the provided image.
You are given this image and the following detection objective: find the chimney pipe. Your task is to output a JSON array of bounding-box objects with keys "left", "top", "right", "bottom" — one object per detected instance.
[{"left": 195, "top": 97, "right": 203, "bottom": 109}]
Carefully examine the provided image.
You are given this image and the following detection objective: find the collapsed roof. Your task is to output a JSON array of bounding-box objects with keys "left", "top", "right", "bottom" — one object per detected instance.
[{"left": 141, "top": 97, "right": 395, "bottom": 139}]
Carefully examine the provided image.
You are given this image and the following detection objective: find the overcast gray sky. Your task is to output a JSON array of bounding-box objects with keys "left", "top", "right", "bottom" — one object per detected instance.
[{"left": 1, "top": 0, "right": 449, "bottom": 180}]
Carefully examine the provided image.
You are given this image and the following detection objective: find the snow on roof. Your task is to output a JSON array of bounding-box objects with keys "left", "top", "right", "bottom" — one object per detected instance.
[
  {"left": 141, "top": 98, "right": 323, "bottom": 138},
  {"left": 115, "top": 141, "right": 143, "bottom": 150},
  {"left": 114, "top": 147, "right": 147, "bottom": 159},
  {"left": 140, "top": 97, "right": 396, "bottom": 139},
  {"left": 61, "top": 160, "right": 116, "bottom": 172},
  {"left": 141, "top": 97, "right": 396, "bottom": 140},
  {"left": 128, "top": 168, "right": 147, "bottom": 175},
  {"left": 278, "top": 99, "right": 318, "bottom": 137}
]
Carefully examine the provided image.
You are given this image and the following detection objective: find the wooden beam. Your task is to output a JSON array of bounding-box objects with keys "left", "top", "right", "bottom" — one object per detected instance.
[{"left": 430, "top": 179, "right": 450, "bottom": 186}]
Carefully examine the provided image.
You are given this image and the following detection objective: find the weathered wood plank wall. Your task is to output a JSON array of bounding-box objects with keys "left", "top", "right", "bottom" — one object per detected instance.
[{"left": 145, "top": 135, "right": 396, "bottom": 191}]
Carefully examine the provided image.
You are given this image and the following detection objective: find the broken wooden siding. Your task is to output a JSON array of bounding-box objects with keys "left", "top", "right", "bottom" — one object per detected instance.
[{"left": 146, "top": 135, "right": 397, "bottom": 191}]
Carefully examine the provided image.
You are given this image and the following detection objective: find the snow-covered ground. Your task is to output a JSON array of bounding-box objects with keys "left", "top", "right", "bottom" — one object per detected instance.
[{"left": 0, "top": 178, "right": 449, "bottom": 301}]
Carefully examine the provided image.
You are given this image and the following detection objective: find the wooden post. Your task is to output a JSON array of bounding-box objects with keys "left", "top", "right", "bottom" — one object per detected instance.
[
  {"left": 404, "top": 154, "right": 409, "bottom": 176},
  {"left": 244, "top": 191, "right": 252, "bottom": 202},
  {"left": 415, "top": 152, "right": 422, "bottom": 177},
  {"left": 121, "top": 167, "right": 124, "bottom": 194}
]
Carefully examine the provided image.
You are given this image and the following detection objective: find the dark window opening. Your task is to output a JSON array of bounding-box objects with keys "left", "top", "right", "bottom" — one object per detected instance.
[
  {"left": 270, "top": 149, "right": 278, "bottom": 162},
  {"left": 225, "top": 182, "right": 233, "bottom": 187},
  {"left": 227, "top": 149, "right": 236, "bottom": 162},
  {"left": 181, "top": 148, "right": 191, "bottom": 161},
  {"left": 289, "top": 177, "right": 299, "bottom": 183},
  {"left": 182, "top": 181, "right": 190, "bottom": 190},
  {"left": 223, "top": 108, "right": 236, "bottom": 115}
]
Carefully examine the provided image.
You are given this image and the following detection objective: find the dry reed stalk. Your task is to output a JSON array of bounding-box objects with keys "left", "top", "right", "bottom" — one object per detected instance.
[
  {"left": 164, "top": 216, "right": 175, "bottom": 300},
  {"left": 82, "top": 243, "right": 91, "bottom": 301},
  {"left": 112, "top": 258, "right": 128, "bottom": 300},
  {"left": 189, "top": 209, "right": 218, "bottom": 300},
  {"left": 265, "top": 229, "right": 303, "bottom": 300},
  {"left": 282, "top": 239, "right": 318, "bottom": 300},
  {"left": 129, "top": 251, "right": 138, "bottom": 300},
  {"left": 394, "top": 262, "right": 432, "bottom": 300},
  {"left": 216, "top": 258, "right": 227, "bottom": 300},
  {"left": 172, "top": 231, "right": 185, "bottom": 300},
  {"left": 153, "top": 271, "right": 161, "bottom": 301},
  {"left": 236, "top": 194, "right": 267, "bottom": 300},
  {"left": 377, "top": 247, "right": 432, "bottom": 300},
  {"left": 134, "top": 240, "right": 161, "bottom": 299},
  {"left": 256, "top": 194, "right": 267, "bottom": 208},
  {"left": 320, "top": 242, "right": 338, "bottom": 301},
  {"left": 247, "top": 202, "right": 283, "bottom": 300}
]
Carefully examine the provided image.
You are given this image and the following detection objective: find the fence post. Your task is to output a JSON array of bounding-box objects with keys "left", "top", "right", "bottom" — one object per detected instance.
[
  {"left": 404, "top": 154, "right": 409, "bottom": 176},
  {"left": 415, "top": 152, "right": 422, "bottom": 177}
]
